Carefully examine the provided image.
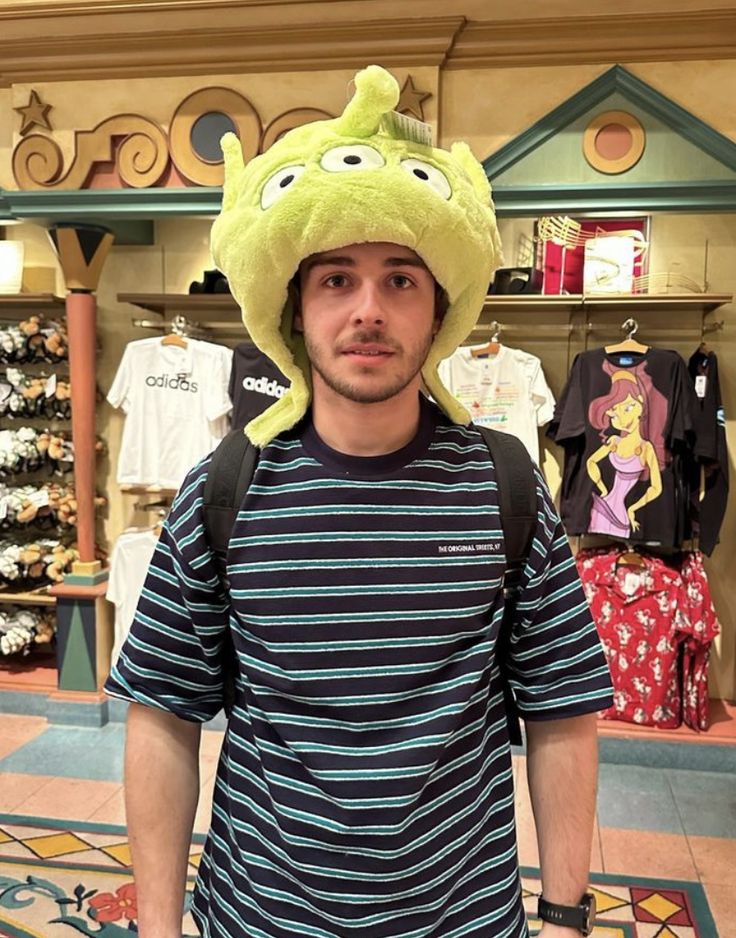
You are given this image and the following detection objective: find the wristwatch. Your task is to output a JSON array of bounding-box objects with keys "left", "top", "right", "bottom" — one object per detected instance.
[{"left": 537, "top": 893, "right": 596, "bottom": 935}]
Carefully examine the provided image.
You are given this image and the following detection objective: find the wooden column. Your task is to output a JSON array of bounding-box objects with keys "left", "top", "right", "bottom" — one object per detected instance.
[
  {"left": 47, "top": 223, "right": 114, "bottom": 571},
  {"left": 65, "top": 291, "right": 97, "bottom": 562},
  {"left": 47, "top": 224, "right": 114, "bottom": 705}
]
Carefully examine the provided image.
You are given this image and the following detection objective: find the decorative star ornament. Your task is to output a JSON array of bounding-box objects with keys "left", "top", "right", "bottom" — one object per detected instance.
[
  {"left": 397, "top": 75, "right": 432, "bottom": 122},
  {"left": 15, "top": 90, "right": 53, "bottom": 137}
]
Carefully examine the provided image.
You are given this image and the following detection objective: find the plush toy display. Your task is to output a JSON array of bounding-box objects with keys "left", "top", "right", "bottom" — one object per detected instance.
[
  {"left": 0, "top": 369, "right": 73, "bottom": 420},
  {"left": 0, "top": 536, "right": 78, "bottom": 589},
  {"left": 211, "top": 64, "right": 502, "bottom": 446},
  {"left": 0, "top": 317, "right": 68, "bottom": 365},
  {"left": 0, "top": 428, "right": 76, "bottom": 476},
  {"left": 0, "top": 605, "right": 56, "bottom": 656},
  {"left": 0, "top": 482, "right": 102, "bottom": 530}
]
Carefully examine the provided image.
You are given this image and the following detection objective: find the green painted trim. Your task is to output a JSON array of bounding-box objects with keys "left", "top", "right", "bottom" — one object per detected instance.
[
  {"left": 0, "top": 192, "right": 13, "bottom": 220},
  {"left": 64, "top": 571, "right": 110, "bottom": 586},
  {"left": 494, "top": 180, "right": 736, "bottom": 216},
  {"left": 484, "top": 64, "right": 736, "bottom": 179},
  {"left": 0, "top": 186, "right": 222, "bottom": 220}
]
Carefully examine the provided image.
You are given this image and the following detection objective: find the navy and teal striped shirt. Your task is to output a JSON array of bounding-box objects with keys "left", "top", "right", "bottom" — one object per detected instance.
[{"left": 106, "top": 399, "right": 613, "bottom": 938}]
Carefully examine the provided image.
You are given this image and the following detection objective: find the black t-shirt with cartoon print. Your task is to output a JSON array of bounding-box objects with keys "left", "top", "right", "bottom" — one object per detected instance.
[{"left": 548, "top": 347, "right": 697, "bottom": 548}]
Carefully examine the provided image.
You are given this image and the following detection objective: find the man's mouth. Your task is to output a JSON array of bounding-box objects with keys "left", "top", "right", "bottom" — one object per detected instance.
[{"left": 342, "top": 344, "right": 394, "bottom": 357}]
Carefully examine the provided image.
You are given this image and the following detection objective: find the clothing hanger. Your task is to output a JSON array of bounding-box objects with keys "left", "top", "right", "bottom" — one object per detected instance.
[
  {"left": 605, "top": 318, "right": 649, "bottom": 355},
  {"left": 471, "top": 320, "right": 502, "bottom": 358},
  {"left": 616, "top": 544, "right": 646, "bottom": 568},
  {"left": 161, "top": 315, "right": 189, "bottom": 348},
  {"left": 152, "top": 509, "right": 166, "bottom": 537}
]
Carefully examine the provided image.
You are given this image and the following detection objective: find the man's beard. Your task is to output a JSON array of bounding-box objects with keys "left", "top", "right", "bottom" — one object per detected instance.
[{"left": 304, "top": 329, "right": 433, "bottom": 405}]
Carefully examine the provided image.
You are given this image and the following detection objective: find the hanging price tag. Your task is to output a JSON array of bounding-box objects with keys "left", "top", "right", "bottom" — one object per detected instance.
[
  {"left": 0, "top": 497, "right": 7, "bottom": 521},
  {"left": 45, "top": 374, "right": 58, "bottom": 398},
  {"left": 695, "top": 375, "right": 707, "bottom": 399},
  {"left": 26, "top": 488, "right": 50, "bottom": 509}
]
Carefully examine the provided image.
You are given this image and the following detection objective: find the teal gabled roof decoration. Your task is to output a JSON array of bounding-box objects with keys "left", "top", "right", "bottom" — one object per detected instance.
[{"left": 484, "top": 65, "right": 736, "bottom": 215}]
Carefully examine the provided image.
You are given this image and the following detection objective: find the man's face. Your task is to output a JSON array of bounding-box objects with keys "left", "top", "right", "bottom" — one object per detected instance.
[{"left": 295, "top": 242, "right": 440, "bottom": 406}]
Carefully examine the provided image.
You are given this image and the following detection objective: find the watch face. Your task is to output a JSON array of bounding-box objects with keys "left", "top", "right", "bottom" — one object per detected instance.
[{"left": 583, "top": 893, "right": 597, "bottom": 934}]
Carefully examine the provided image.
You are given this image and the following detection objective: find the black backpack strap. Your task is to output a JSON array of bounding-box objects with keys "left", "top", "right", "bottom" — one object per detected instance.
[
  {"left": 203, "top": 428, "right": 260, "bottom": 718},
  {"left": 476, "top": 426, "right": 537, "bottom": 746},
  {"left": 204, "top": 428, "right": 260, "bottom": 572}
]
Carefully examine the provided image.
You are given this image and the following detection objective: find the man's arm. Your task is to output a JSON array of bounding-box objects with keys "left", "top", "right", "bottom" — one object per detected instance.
[
  {"left": 125, "top": 702, "right": 202, "bottom": 938},
  {"left": 525, "top": 713, "right": 599, "bottom": 937}
]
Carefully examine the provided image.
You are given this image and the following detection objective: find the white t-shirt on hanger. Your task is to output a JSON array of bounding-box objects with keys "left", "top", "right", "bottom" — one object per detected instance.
[
  {"left": 107, "top": 528, "right": 159, "bottom": 667},
  {"left": 438, "top": 344, "right": 555, "bottom": 465},
  {"left": 107, "top": 337, "right": 233, "bottom": 489}
]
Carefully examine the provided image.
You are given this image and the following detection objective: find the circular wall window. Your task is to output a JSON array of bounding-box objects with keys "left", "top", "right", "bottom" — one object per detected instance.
[
  {"left": 583, "top": 110, "right": 646, "bottom": 174},
  {"left": 191, "top": 112, "right": 238, "bottom": 164}
]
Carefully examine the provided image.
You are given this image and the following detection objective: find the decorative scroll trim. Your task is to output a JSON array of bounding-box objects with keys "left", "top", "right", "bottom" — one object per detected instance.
[{"left": 13, "top": 116, "right": 169, "bottom": 190}]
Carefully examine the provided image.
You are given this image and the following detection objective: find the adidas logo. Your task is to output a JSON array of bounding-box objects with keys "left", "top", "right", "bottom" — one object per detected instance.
[
  {"left": 243, "top": 375, "right": 287, "bottom": 399},
  {"left": 145, "top": 374, "right": 199, "bottom": 392}
]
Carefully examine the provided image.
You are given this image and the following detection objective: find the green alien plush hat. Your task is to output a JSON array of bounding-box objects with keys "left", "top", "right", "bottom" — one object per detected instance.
[{"left": 211, "top": 64, "right": 502, "bottom": 446}]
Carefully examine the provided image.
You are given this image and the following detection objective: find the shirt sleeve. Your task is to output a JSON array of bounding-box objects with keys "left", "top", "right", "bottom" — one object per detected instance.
[
  {"left": 205, "top": 346, "right": 234, "bottom": 422},
  {"left": 508, "top": 469, "right": 614, "bottom": 721},
  {"left": 104, "top": 457, "right": 229, "bottom": 722},
  {"left": 529, "top": 356, "right": 556, "bottom": 427},
  {"left": 106, "top": 344, "right": 133, "bottom": 413},
  {"left": 105, "top": 538, "right": 124, "bottom": 607},
  {"left": 546, "top": 352, "right": 585, "bottom": 443}
]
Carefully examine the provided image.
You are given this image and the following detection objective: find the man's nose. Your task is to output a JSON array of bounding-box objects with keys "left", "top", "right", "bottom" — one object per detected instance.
[{"left": 350, "top": 281, "right": 385, "bottom": 326}]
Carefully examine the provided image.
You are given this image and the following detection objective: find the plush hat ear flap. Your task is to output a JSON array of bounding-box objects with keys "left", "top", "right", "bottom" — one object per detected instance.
[
  {"left": 334, "top": 65, "right": 400, "bottom": 138},
  {"left": 220, "top": 132, "right": 246, "bottom": 212}
]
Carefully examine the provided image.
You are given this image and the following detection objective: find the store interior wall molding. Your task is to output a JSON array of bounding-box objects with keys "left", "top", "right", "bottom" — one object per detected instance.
[
  {"left": 0, "top": 15, "right": 465, "bottom": 85},
  {"left": 446, "top": 9, "right": 736, "bottom": 69},
  {"left": 2, "top": 5, "right": 736, "bottom": 84}
]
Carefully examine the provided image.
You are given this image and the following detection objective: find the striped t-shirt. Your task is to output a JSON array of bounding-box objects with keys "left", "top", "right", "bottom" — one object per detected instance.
[{"left": 106, "top": 398, "right": 613, "bottom": 938}]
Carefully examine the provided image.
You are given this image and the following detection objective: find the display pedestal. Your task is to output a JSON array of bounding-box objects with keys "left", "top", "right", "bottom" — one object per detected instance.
[{"left": 48, "top": 577, "right": 112, "bottom": 724}]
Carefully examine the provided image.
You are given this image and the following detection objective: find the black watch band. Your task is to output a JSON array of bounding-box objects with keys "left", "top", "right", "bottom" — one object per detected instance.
[{"left": 537, "top": 893, "right": 596, "bottom": 935}]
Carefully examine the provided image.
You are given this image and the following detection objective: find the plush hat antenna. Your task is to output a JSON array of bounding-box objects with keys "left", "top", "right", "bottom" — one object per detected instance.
[
  {"left": 220, "top": 132, "right": 245, "bottom": 211},
  {"left": 334, "top": 65, "right": 400, "bottom": 138}
]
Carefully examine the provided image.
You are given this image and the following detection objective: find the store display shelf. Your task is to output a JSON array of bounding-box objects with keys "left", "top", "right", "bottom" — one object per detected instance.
[
  {"left": 0, "top": 588, "right": 56, "bottom": 606},
  {"left": 482, "top": 293, "right": 732, "bottom": 314},
  {"left": 118, "top": 293, "right": 240, "bottom": 317},
  {"left": 0, "top": 294, "right": 66, "bottom": 312}
]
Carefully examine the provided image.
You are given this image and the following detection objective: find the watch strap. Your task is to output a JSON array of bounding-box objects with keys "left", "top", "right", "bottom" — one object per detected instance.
[{"left": 537, "top": 895, "right": 593, "bottom": 935}]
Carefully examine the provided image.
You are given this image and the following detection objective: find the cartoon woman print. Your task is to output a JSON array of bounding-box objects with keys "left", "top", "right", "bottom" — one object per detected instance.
[{"left": 586, "top": 360, "right": 668, "bottom": 537}]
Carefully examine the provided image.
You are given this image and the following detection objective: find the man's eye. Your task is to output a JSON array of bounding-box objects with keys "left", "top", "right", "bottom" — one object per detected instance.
[
  {"left": 390, "top": 275, "right": 412, "bottom": 288},
  {"left": 325, "top": 274, "right": 348, "bottom": 287}
]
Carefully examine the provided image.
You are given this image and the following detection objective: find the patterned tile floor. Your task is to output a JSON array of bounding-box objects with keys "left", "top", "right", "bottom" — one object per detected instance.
[{"left": 0, "top": 714, "right": 734, "bottom": 937}]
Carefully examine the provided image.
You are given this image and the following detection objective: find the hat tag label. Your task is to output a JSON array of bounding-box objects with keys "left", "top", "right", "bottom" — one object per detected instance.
[{"left": 382, "top": 111, "right": 433, "bottom": 147}]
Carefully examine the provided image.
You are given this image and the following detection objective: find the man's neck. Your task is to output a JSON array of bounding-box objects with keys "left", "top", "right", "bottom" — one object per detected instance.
[{"left": 311, "top": 385, "right": 423, "bottom": 457}]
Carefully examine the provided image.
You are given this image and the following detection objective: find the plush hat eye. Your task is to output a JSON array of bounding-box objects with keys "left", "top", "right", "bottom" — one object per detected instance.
[
  {"left": 261, "top": 165, "right": 306, "bottom": 209},
  {"left": 400, "top": 159, "right": 452, "bottom": 200},
  {"left": 320, "top": 145, "right": 385, "bottom": 172}
]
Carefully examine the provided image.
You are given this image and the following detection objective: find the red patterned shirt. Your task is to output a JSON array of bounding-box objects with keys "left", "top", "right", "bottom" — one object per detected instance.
[{"left": 576, "top": 548, "right": 719, "bottom": 729}]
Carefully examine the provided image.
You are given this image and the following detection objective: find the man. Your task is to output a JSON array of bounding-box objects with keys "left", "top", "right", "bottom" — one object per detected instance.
[{"left": 106, "top": 65, "right": 613, "bottom": 938}]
